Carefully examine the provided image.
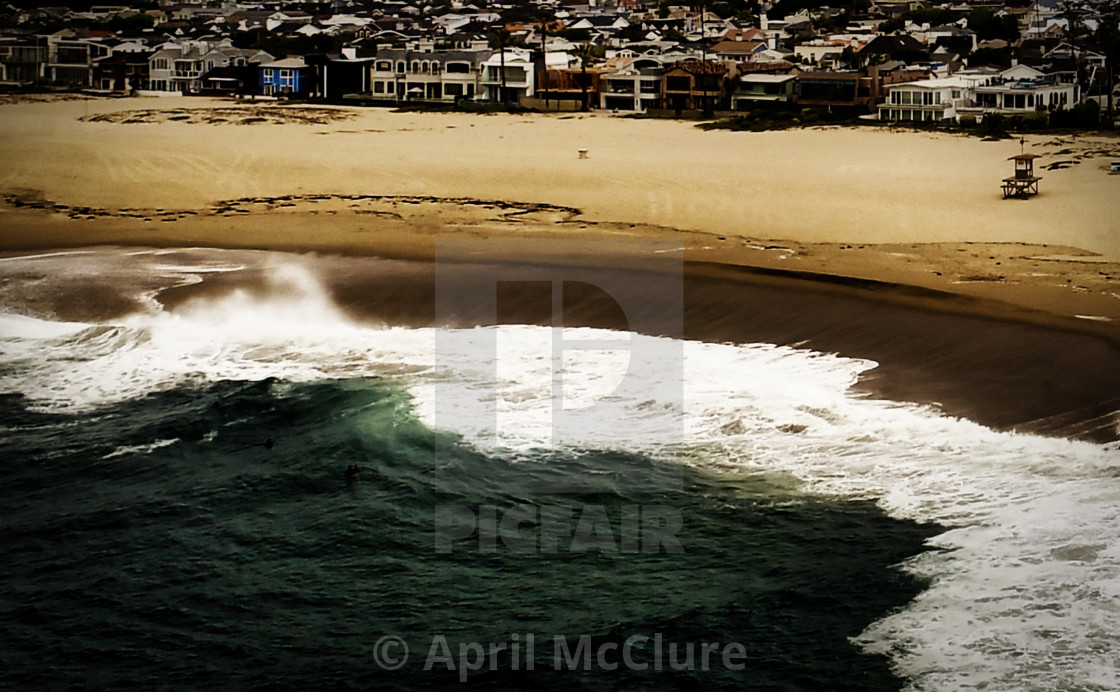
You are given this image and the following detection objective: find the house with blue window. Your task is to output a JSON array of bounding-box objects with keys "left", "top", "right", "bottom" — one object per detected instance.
[{"left": 259, "top": 56, "right": 311, "bottom": 97}]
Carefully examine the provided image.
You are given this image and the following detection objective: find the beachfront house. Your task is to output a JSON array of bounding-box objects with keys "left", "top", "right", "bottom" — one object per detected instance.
[
  {"left": 44, "top": 33, "right": 110, "bottom": 88},
  {"left": 148, "top": 43, "right": 214, "bottom": 93},
  {"left": 598, "top": 56, "right": 666, "bottom": 112},
  {"left": 967, "top": 65, "right": 1077, "bottom": 116},
  {"left": 730, "top": 74, "right": 797, "bottom": 109},
  {"left": 305, "top": 51, "right": 371, "bottom": 101},
  {"left": 367, "top": 49, "right": 491, "bottom": 103},
  {"left": 0, "top": 39, "right": 48, "bottom": 85},
  {"left": 481, "top": 49, "right": 537, "bottom": 104},
  {"left": 796, "top": 65, "right": 929, "bottom": 114},
  {"left": 92, "top": 48, "right": 152, "bottom": 92},
  {"left": 879, "top": 64, "right": 1081, "bottom": 123},
  {"left": 259, "top": 56, "right": 310, "bottom": 97},
  {"left": 662, "top": 59, "right": 727, "bottom": 114},
  {"left": 148, "top": 41, "right": 266, "bottom": 94},
  {"left": 198, "top": 64, "right": 258, "bottom": 96},
  {"left": 878, "top": 76, "right": 972, "bottom": 123}
]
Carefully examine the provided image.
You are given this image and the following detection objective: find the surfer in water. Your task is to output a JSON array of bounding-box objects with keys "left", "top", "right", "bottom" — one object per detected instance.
[{"left": 345, "top": 464, "right": 359, "bottom": 483}]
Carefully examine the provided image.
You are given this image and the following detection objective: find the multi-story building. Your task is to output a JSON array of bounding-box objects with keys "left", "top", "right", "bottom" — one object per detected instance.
[
  {"left": 880, "top": 65, "right": 1079, "bottom": 123},
  {"left": 368, "top": 48, "right": 491, "bottom": 102},
  {"left": 0, "top": 39, "right": 48, "bottom": 85},
  {"left": 796, "top": 65, "right": 928, "bottom": 113},
  {"left": 969, "top": 64, "right": 1077, "bottom": 114},
  {"left": 148, "top": 40, "right": 266, "bottom": 94},
  {"left": 599, "top": 56, "right": 666, "bottom": 112},
  {"left": 481, "top": 49, "right": 536, "bottom": 103},
  {"left": 92, "top": 48, "right": 152, "bottom": 92},
  {"left": 878, "top": 76, "right": 975, "bottom": 122},
  {"left": 259, "top": 56, "right": 310, "bottom": 97},
  {"left": 730, "top": 74, "right": 797, "bottom": 109},
  {"left": 45, "top": 34, "right": 110, "bottom": 87},
  {"left": 662, "top": 59, "right": 726, "bottom": 113}
]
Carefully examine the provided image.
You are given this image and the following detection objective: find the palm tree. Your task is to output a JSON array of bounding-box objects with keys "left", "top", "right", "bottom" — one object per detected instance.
[
  {"left": 489, "top": 27, "right": 511, "bottom": 105},
  {"left": 573, "top": 42, "right": 597, "bottom": 112}
]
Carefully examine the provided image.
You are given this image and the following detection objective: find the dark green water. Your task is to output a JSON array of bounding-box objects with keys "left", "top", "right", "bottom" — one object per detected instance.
[{"left": 0, "top": 377, "right": 940, "bottom": 690}]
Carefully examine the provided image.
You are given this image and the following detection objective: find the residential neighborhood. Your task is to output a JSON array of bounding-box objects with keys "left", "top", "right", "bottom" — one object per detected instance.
[{"left": 0, "top": 0, "right": 1116, "bottom": 125}]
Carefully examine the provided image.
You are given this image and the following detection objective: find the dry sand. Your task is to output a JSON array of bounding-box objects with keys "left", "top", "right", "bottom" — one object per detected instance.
[{"left": 1, "top": 94, "right": 1119, "bottom": 338}]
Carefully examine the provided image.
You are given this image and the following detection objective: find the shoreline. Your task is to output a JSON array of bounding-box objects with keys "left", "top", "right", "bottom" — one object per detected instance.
[
  {"left": 1, "top": 96, "right": 1118, "bottom": 440},
  {"left": 2, "top": 190, "right": 1119, "bottom": 344},
  {"left": 3, "top": 241, "right": 1119, "bottom": 443}
]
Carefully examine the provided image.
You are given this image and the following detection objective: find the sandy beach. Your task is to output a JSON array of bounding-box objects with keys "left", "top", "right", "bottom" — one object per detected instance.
[{"left": 1, "top": 95, "right": 1118, "bottom": 334}]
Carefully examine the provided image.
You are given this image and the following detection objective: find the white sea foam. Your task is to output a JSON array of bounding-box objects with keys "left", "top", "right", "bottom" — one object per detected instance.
[
  {"left": 102, "top": 437, "right": 180, "bottom": 459},
  {"left": 1, "top": 254, "right": 1118, "bottom": 690}
]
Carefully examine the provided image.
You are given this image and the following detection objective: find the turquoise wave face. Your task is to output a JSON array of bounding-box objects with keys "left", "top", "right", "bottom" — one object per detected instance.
[{"left": 0, "top": 378, "right": 938, "bottom": 691}]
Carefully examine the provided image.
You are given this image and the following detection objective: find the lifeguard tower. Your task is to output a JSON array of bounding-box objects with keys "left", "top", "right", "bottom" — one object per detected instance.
[{"left": 1002, "top": 145, "right": 1041, "bottom": 199}]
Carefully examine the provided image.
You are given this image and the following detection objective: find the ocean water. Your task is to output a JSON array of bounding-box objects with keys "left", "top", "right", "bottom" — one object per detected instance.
[{"left": 1, "top": 248, "right": 1118, "bottom": 690}]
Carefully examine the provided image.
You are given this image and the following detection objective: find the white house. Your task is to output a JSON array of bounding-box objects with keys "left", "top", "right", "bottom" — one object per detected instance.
[
  {"left": 969, "top": 64, "right": 1077, "bottom": 115},
  {"left": 879, "top": 75, "right": 974, "bottom": 122},
  {"left": 880, "top": 65, "right": 1079, "bottom": 122},
  {"left": 480, "top": 48, "right": 536, "bottom": 103}
]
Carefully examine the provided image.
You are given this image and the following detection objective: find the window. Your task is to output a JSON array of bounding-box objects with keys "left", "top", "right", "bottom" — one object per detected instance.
[
  {"left": 153, "top": 58, "right": 168, "bottom": 70},
  {"left": 373, "top": 81, "right": 385, "bottom": 93},
  {"left": 396, "top": 61, "right": 405, "bottom": 73},
  {"left": 376, "top": 61, "right": 391, "bottom": 71},
  {"left": 445, "top": 62, "right": 470, "bottom": 74}
]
